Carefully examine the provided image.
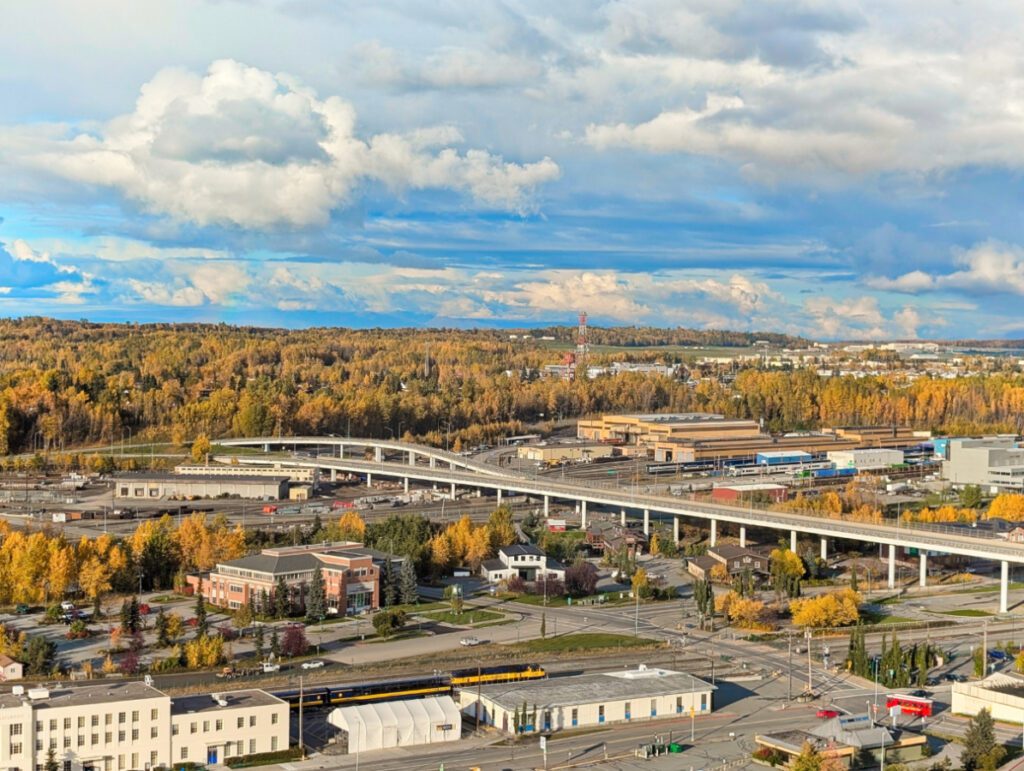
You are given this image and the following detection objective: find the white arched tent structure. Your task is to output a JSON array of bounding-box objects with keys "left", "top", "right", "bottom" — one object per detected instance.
[{"left": 327, "top": 696, "right": 462, "bottom": 754}]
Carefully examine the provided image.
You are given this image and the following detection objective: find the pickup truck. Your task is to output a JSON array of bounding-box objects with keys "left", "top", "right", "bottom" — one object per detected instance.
[{"left": 261, "top": 662, "right": 281, "bottom": 673}]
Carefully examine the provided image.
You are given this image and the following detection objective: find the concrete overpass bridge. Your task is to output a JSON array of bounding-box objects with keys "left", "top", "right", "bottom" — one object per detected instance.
[
  {"left": 221, "top": 436, "right": 1024, "bottom": 613},
  {"left": 217, "top": 436, "right": 514, "bottom": 478}
]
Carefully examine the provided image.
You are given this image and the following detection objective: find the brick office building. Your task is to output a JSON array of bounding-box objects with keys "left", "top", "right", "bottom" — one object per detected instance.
[{"left": 187, "top": 542, "right": 384, "bottom": 614}]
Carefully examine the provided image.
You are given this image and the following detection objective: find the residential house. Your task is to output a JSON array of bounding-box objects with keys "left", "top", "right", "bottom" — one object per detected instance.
[
  {"left": 585, "top": 522, "right": 648, "bottom": 556},
  {"left": 0, "top": 654, "right": 23, "bottom": 681},
  {"left": 686, "top": 545, "right": 771, "bottom": 580},
  {"left": 481, "top": 545, "right": 566, "bottom": 584}
]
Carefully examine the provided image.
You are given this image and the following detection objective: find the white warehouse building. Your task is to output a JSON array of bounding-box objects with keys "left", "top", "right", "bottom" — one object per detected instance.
[
  {"left": 327, "top": 696, "right": 462, "bottom": 754},
  {"left": 827, "top": 448, "right": 904, "bottom": 471},
  {"left": 460, "top": 666, "right": 715, "bottom": 735}
]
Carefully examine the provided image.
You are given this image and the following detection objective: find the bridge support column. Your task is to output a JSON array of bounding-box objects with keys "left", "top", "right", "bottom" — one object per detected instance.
[
  {"left": 643, "top": 509, "right": 650, "bottom": 536},
  {"left": 887, "top": 544, "right": 896, "bottom": 589},
  {"left": 919, "top": 552, "right": 927, "bottom": 588},
  {"left": 337, "top": 443, "right": 344, "bottom": 458},
  {"left": 710, "top": 519, "right": 717, "bottom": 547},
  {"left": 429, "top": 456, "right": 436, "bottom": 469},
  {"left": 263, "top": 443, "right": 270, "bottom": 452},
  {"left": 790, "top": 530, "right": 797, "bottom": 553},
  {"left": 450, "top": 482, "right": 456, "bottom": 499},
  {"left": 366, "top": 473, "right": 373, "bottom": 488},
  {"left": 374, "top": 447, "right": 383, "bottom": 462},
  {"left": 739, "top": 526, "right": 746, "bottom": 548},
  {"left": 673, "top": 515, "right": 679, "bottom": 545},
  {"left": 820, "top": 537, "right": 827, "bottom": 561},
  {"left": 404, "top": 477, "right": 409, "bottom": 494},
  {"left": 497, "top": 489, "right": 502, "bottom": 505},
  {"left": 580, "top": 501, "right": 588, "bottom": 530},
  {"left": 330, "top": 468, "right": 337, "bottom": 482},
  {"left": 475, "top": 487, "right": 482, "bottom": 498},
  {"left": 1000, "top": 561, "right": 1009, "bottom": 614},
  {"left": 544, "top": 496, "right": 550, "bottom": 517},
  {"left": 620, "top": 508, "right": 626, "bottom": 527},
  {"left": 408, "top": 451, "right": 416, "bottom": 466}
]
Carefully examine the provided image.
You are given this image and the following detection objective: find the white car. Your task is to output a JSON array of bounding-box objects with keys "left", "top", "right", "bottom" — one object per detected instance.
[
  {"left": 261, "top": 662, "right": 281, "bottom": 673},
  {"left": 301, "top": 660, "right": 325, "bottom": 670},
  {"left": 459, "top": 636, "right": 480, "bottom": 647}
]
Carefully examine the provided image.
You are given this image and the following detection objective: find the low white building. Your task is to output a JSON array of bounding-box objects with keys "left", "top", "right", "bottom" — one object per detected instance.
[
  {"left": 480, "top": 544, "right": 566, "bottom": 584},
  {"left": 461, "top": 665, "right": 715, "bottom": 734},
  {"left": 952, "top": 673, "right": 1024, "bottom": 722},
  {"left": 0, "top": 682, "right": 289, "bottom": 771},
  {"left": 827, "top": 448, "right": 904, "bottom": 471},
  {"left": 170, "top": 689, "right": 289, "bottom": 766},
  {"left": 327, "top": 696, "right": 462, "bottom": 754}
]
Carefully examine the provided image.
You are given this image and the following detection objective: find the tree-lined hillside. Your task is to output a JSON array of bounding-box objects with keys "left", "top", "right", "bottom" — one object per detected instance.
[{"left": 1, "top": 318, "right": 1024, "bottom": 455}]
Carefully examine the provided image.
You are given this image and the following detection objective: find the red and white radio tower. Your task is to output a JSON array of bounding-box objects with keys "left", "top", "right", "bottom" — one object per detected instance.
[{"left": 576, "top": 310, "right": 589, "bottom": 364}]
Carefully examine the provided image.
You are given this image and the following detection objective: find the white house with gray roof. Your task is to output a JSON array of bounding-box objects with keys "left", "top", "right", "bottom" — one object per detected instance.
[{"left": 479, "top": 544, "right": 565, "bottom": 584}]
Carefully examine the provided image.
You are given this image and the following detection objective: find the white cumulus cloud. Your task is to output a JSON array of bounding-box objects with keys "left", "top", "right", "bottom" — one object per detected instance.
[
  {"left": 14, "top": 59, "right": 560, "bottom": 229},
  {"left": 868, "top": 241, "right": 1024, "bottom": 296}
]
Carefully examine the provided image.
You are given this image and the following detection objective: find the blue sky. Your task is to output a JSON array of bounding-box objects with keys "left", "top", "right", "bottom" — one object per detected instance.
[{"left": 1, "top": 1, "right": 1023, "bottom": 339}]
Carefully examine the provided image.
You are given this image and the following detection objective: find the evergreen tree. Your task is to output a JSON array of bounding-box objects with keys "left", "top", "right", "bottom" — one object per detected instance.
[
  {"left": 849, "top": 562, "right": 859, "bottom": 593},
  {"left": 247, "top": 592, "right": 257, "bottom": 620},
  {"left": 540, "top": 612, "right": 546, "bottom": 639},
  {"left": 194, "top": 589, "right": 208, "bottom": 638},
  {"left": 254, "top": 624, "right": 266, "bottom": 660},
  {"left": 398, "top": 559, "right": 418, "bottom": 605},
  {"left": 270, "top": 627, "right": 281, "bottom": 659},
  {"left": 259, "top": 588, "right": 270, "bottom": 617},
  {"left": 306, "top": 565, "right": 326, "bottom": 623},
  {"left": 44, "top": 747, "right": 58, "bottom": 771},
  {"left": 382, "top": 559, "right": 398, "bottom": 608},
  {"left": 961, "top": 708, "right": 1004, "bottom": 771},
  {"left": 155, "top": 607, "right": 170, "bottom": 648},
  {"left": 128, "top": 596, "right": 141, "bottom": 633},
  {"left": 274, "top": 576, "right": 290, "bottom": 619},
  {"left": 120, "top": 598, "right": 132, "bottom": 633}
]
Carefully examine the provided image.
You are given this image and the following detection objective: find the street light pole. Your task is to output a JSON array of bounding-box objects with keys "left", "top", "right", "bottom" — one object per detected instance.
[{"left": 788, "top": 633, "right": 793, "bottom": 701}]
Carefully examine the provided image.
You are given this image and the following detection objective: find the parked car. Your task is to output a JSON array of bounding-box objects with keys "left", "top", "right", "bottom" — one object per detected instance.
[
  {"left": 261, "top": 662, "right": 281, "bottom": 673},
  {"left": 816, "top": 709, "right": 840, "bottom": 719},
  {"left": 60, "top": 601, "right": 76, "bottom": 612},
  {"left": 14, "top": 604, "right": 30, "bottom": 614},
  {"left": 301, "top": 660, "right": 325, "bottom": 670},
  {"left": 460, "top": 636, "right": 481, "bottom": 647}
]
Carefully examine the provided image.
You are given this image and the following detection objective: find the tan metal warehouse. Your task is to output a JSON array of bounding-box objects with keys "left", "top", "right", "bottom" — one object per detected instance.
[{"left": 113, "top": 473, "right": 288, "bottom": 501}]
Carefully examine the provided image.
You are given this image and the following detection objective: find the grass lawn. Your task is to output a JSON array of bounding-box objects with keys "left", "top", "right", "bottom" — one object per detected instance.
[
  {"left": 936, "top": 609, "right": 994, "bottom": 617},
  {"left": 420, "top": 609, "right": 504, "bottom": 625},
  {"left": 512, "top": 633, "right": 660, "bottom": 653},
  {"left": 393, "top": 600, "right": 448, "bottom": 613},
  {"left": 860, "top": 609, "right": 916, "bottom": 625}
]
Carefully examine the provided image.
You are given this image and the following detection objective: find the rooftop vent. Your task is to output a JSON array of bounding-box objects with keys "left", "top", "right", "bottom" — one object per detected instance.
[
  {"left": 27, "top": 688, "right": 50, "bottom": 700},
  {"left": 11, "top": 685, "right": 24, "bottom": 696}
]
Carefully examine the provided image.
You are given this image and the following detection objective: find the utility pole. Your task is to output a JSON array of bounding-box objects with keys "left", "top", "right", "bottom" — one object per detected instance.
[
  {"left": 787, "top": 633, "right": 793, "bottom": 701},
  {"left": 983, "top": 619, "right": 989, "bottom": 675},
  {"left": 806, "top": 629, "right": 813, "bottom": 694},
  {"left": 299, "top": 675, "right": 305, "bottom": 760}
]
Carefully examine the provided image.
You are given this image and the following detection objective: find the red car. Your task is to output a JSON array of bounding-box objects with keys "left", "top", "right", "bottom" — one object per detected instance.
[{"left": 816, "top": 709, "right": 840, "bottom": 719}]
